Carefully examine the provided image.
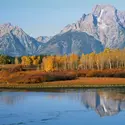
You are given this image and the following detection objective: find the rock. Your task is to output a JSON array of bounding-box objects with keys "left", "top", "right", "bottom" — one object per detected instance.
[
  {"left": 0, "top": 23, "right": 42, "bottom": 56},
  {"left": 36, "top": 36, "right": 52, "bottom": 43},
  {"left": 41, "top": 31, "right": 104, "bottom": 55},
  {"left": 60, "top": 4, "right": 125, "bottom": 49}
]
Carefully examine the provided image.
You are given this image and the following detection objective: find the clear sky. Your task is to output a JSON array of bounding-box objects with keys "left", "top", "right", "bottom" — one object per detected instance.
[{"left": 0, "top": 0, "right": 125, "bottom": 37}]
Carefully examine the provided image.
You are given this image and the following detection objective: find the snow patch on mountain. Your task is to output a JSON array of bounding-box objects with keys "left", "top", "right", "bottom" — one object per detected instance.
[
  {"left": 60, "top": 4, "right": 125, "bottom": 49},
  {"left": 97, "top": 9, "right": 104, "bottom": 23},
  {"left": 36, "top": 36, "right": 52, "bottom": 43}
]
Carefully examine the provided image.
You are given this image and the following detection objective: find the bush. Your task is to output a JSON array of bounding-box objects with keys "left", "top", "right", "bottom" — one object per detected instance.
[
  {"left": 113, "top": 71, "right": 125, "bottom": 78},
  {"left": 84, "top": 69, "right": 125, "bottom": 78},
  {"left": 10, "top": 71, "right": 77, "bottom": 84},
  {"left": 46, "top": 72, "right": 77, "bottom": 82},
  {"left": 77, "top": 70, "right": 88, "bottom": 77},
  {"left": 23, "top": 75, "right": 47, "bottom": 83},
  {"left": 8, "top": 65, "right": 24, "bottom": 73},
  {"left": 0, "top": 71, "right": 10, "bottom": 78}
]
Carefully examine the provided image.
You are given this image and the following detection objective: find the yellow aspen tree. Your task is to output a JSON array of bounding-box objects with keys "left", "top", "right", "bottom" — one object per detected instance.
[
  {"left": 21, "top": 56, "right": 26, "bottom": 65},
  {"left": 69, "top": 53, "right": 79, "bottom": 70},
  {"left": 54, "top": 56, "right": 61, "bottom": 71},
  {"left": 15, "top": 57, "right": 19, "bottom": 65},
  {"left": 32, "top": 56, "right": 40, "bottom": 65},
  {"left": 79, "top": 54, "right": 86, "bottom": 70},
  {"left": 25, "top": 56, "right": 32, "bottom": 65},
  {"left": 42, "top": 56, "right": 54, "bottom": 72},
  {"left": 61, "top": 55, "right": 68, "bottom": 70}
]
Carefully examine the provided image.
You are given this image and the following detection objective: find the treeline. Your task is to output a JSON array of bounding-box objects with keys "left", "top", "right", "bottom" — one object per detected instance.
[
  {"left": 0, "top": 55, "right": 14, "bottom": 64},
  {"left": 1, "top": 48, "right": 125, "bottom": 71},
  {"left": 42, "top": 48, "right": 125, "bottom": 71},
  {"left": 0, "top": 55, "right": 45, "bottom": 65}
]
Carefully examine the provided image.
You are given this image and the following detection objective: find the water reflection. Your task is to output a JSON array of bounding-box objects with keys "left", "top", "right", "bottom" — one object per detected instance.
[
  {"left": 45, "top": 89, "right": 125, "bottom": 117},
  {"left": 0, "top": 88, "right": 125, "bottom": 117},
  {"left": 80, "top": 90, "right": 125, "bottom": 117},
  {"left": 0, "top": 92, "right": 25, "bottom": 105}
]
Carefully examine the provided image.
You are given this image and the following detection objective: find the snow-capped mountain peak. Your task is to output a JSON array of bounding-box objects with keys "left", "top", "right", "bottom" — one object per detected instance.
[
  {"left": 60, "top": 4, "right": 125, "bottom": 49},
  {"left": 1, "top": 5, "right": 125, "bottom": 56}
]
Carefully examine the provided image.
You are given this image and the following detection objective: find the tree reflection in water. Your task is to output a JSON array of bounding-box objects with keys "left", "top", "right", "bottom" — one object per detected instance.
[
  {"left": 0, "top": 88, "right": 125, "bottom": 117},
  {"left": 0, "top": 92, "right": 25, "bottom": 105}
]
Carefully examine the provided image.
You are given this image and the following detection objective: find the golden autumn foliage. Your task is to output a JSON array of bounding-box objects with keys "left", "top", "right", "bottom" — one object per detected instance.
[
  {"left": 3, "top": 49, "right": 125, "bottom": 85},
  {"left": 15, "top": 57, "right": 19, "bottom": 65},
  {"left": 42, "top": 56, "right": 55, "bottom": 72},
  {"left": 41, "top": 49, "right": 125, "bottom": 72},
  {"left": 41, "top": 54, "right": 79, "bottom": 72},
  {"left": 21, "top": 56, "right": 40, "bottom": 66},
  {"left": 2, "top": 48, "right": 125, "bottom": 72},
  {"left": 69, "top": 53, "right": 79, "bottom": 70}
]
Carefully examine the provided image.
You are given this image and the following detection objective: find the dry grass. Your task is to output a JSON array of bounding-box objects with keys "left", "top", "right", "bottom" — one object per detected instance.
[
  {"left": 77, "top": 69, "right": 125, "bottom": 78},
  {"left": 0, "top": 65, "right": 125, "bottom": 89},
  {"left": 0, "top": 70, "right": 77, "bottom": 84},
  {"left": 0, "top": 77, "right": 125, "bottom": 89}
]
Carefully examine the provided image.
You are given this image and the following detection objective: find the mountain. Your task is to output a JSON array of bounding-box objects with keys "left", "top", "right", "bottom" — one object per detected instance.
[
  {"left": 61, "top": 4, "right": 125, "bottom": 49},
  {"left": 41, "top": 31, "right": 104, "bottom": 55},
  {"left": 0, "top": 23, "right": 103, "bottom": 56},
  {"left": 0, "top": 23, "right": 42, "bottom": 56},
  {"left": 36, "top": 36, "right": 52, "bottom": 43},
  {"left": 1, "top": 4, "right": 125, "bottom": 56}
]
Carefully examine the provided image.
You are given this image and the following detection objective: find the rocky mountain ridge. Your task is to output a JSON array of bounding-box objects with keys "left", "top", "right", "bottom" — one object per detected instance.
[
  {"left": 61, "top": 4, "right": 125, "bottom": 49},
  {"left": 1, "top": 4, "right": 125, "bottom": 56}
]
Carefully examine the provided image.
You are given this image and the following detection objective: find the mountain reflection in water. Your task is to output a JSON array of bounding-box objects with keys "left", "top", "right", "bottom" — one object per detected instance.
[
  {"left": 80, "top": 90, "right": 125, "bottom": 117},
  {"left": 0, "top": 88, "right": 125, "bottom": 117}
]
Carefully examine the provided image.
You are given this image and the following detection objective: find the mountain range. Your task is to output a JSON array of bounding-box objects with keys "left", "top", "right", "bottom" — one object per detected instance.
[
  {"left": 1, "top": 4, "right": 125, "bottom": 56},
  {"left": 36, "top": 36, "right": 52, "bottom": 43}
]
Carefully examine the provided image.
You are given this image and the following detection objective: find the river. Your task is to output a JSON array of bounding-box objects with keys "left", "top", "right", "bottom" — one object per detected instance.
[{"left": 0, "top": 88, "right": 125, "bottom": 125}]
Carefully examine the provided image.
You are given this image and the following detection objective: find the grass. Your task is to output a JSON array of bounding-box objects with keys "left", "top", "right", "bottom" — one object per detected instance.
[
  {"left": 0, "top": 70, "right": 77, "bottom": 84},
  {"left": 0, "top": 77, "right": 125, "bottom": 89}
]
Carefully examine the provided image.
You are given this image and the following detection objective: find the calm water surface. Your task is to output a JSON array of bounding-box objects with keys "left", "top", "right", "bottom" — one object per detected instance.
[{"left": 0, "top": 88, "right": 125, "bottom": 125}]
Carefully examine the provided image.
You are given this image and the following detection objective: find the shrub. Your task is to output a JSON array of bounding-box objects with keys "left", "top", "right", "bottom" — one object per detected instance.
[
  {"left": 46, "top": 72, "right": 77, "bottom": 82},
  {"left": 9, "top": 71, "right": 77, "bottom": 84},
  {"left": 113, "top": 71, "right": 125, "bottom": 78},
  {"left": 23, "top": 75, "right": 47, "bottom": 83},
  {"left": 0, "top": 71, "right": 10, "bottom": 78},
  {"left": 84, "top": 69, "right": 125, "bottom": 78},
  {"left": 77, "top": 70, "right": 88, "bottom": 77},
  {"left": 8, "top": 65, "right": 24, "bottom": 73},
  {"left": 86, "top": 70, "right": 99, "bottom": 77}
]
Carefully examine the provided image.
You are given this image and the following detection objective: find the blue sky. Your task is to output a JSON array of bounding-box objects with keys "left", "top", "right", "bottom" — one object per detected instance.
[{"left": 0, "top": 0, "right": 125, "bottom": 37}]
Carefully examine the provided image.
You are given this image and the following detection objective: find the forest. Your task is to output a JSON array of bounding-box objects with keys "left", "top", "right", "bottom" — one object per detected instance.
[
  {"left": 1, "top": 48, "right": 125, "bottom": 71},
  {"left": 1, "top": 48, "right": 125, "bottom": 86}
]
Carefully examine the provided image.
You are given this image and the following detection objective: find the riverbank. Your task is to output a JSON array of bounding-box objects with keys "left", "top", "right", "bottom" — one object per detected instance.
[
  {"left": 0, "top": 77, "right": 125, "bottom": 89},
  {"left": 1, "top": 65, "right": 125, "bottom": 89}
]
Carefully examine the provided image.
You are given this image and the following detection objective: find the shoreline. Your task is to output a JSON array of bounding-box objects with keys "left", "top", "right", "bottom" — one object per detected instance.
[{"left": 0, "top": 77, "right": 125, "bottom": 89}]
